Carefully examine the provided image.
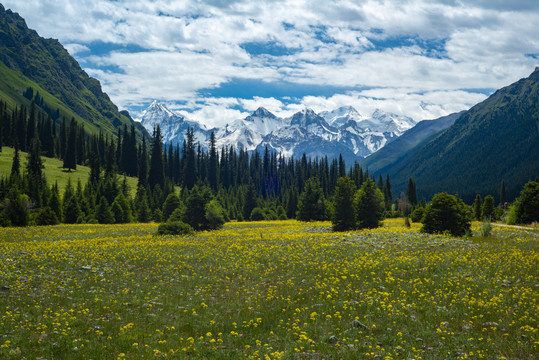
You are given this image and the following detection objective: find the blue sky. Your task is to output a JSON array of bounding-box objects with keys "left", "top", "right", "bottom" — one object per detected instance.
[{"left": 3, "top": 0, "right": 538, "bottom": 127}]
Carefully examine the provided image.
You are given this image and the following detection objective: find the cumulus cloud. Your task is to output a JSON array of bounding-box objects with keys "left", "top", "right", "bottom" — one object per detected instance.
[{"left": 2, "top": 0, "right": 538, "bottom": 125}]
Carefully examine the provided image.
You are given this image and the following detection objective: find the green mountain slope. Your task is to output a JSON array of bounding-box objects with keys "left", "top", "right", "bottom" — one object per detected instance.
[
  {"left": 391, "top": 68, "right": 539, "bottom": 202},
  {"left": 360, "top": 111, "right": 464, "bottom": 175},
  {"left": 0, "top": 4, "right": 146, "bottom": 137}
]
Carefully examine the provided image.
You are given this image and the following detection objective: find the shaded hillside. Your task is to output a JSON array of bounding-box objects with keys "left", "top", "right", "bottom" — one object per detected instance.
[
  {"left": 360, "top": 111, "right": 463, "bottom": 175},
  {"left": 0, "top": 4, "right": 145, "bottom": 137},
  {"left": 391, "top": 68, "right": 539, "bottom": 202}
]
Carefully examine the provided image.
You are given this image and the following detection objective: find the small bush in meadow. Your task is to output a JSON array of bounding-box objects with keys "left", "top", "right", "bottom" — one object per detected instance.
[{"left": 156, "top": 221, "right": 195, "bottom": 236}]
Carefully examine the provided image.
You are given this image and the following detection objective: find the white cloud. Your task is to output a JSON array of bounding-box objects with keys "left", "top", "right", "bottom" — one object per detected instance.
[
  {"left": 64, "top": 43, "right": 90, "bottom": 55},
  {"left": 2, "top": 0, "right": 538, "bottom": 126}
]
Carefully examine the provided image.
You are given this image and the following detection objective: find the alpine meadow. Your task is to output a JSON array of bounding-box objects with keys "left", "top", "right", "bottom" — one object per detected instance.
[{"left": 0, "top": 2, "right": 538, "bottom": 360}]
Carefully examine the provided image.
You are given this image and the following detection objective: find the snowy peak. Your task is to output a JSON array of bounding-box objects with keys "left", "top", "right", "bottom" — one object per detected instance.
[
  {"left": 246, "top": 107, "right": 277, "bottom": 120},
  {"left": 368, "top": 109, "right": 417, "bottom": 133},
  {"left": 139, "top": 100, "right": 212, "bottom": 146},
  {"left": 290, "top": 108, "right": 329, "bottom": 128},
  {"left": 320, "top": 106, "right": 366, "bottom": 127},
  {"left": 140, "top": 101, "right": 184, "bottom": 133}
]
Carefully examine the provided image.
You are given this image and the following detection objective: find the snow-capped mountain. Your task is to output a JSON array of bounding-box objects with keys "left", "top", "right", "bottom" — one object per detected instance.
[
  {"left": 138, "top": 101, "right": 417, "bottom": 162},
  {"left": 319, "top": 106, "right": 368, "bottom": 127},
  {"left": 216, "top": 107, "right": 287, "bottom": 151},
  {"left": 139, "top": 101, "right": 213, "bottom": 146}
]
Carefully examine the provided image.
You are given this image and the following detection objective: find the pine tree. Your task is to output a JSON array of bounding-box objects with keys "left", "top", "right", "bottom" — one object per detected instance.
[
  {"left": 63, "top": 118, "right": 77, "bottom": 171},
  {"left": 331, "top": 177, "right": 356, "bottom": 231},
  {"left": 25, "top": 137, "right": 46, "bottom": 206},
  {"left": 148, "top": 125, "right": 164, "bottom": 189},
  {"left": 473, "top": 194, "right": 482, "bottom": 220},
  {"left": 137, "top": 136, "right": 149, "bottom": 188},
  {"left": 162, "top": 193, "right": 182, "bottom": 221},
  {"left": 482, "top": 195, "right": 495, "bottom": 220},
  {"left": 500, "top": 180, "right": 507, "bottom": 207},
  {"left": 10, "top": 145, "right": 21, "bottom": 182},
  {"left": 243, "top": 184, "right": 258, "bottom": 221},
  {"left": 96, "top": 196, "right": 114, "bottom": 224},
  {"left": 406, "top": 178, "right": 417, "bottom": 206},
  {"left": 183, "top": 128, "right": 197, "bottom": 189},
  {"left": 48, "top": 184, "right": 62, "bottom": 221},
  {"left": 297, "top": 177, "right": 326, "bottom": 221},
  {"left": 208, "top": 131, "right": 218, "bottom": 191},
  {"left": 354, "top": 178, "right": 385, "bottom": 229}
]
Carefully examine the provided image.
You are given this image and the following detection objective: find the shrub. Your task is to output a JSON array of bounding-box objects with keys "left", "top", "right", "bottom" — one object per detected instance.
[
  {"left": 167, "top": 208, "right": 184, "bottom": 223},
  {"left": 156, "top": 221, "right": 195, "bottom": 236},
  {"left": 250, "top": 207, "right": 266, "bottom": 221},
  {"left": 421, "top": 192, "right": 471, "bottom": 237},
  {"left": 183, "top": 184, "right": 213, "bottom": 230},
  {"left": 162, "top": 193, "right": 182, "bottom": 221},
  {"left": 205, "top": 199, "right": 226, "bottom": 230},
  {"left": 479, "top": 219, "right": 493, "bottom": 237},
  {"left": 112, "top": 193, "right": 133, "bottom": 223},
  {"left": 35, "top": 207, "right": 59, "bottom": 226},
  {"left": 0, "top": 211, "right": 11, "bottom": 227},
  {"left": 410, "top": 207, "right": 425, "bottom": 223}
]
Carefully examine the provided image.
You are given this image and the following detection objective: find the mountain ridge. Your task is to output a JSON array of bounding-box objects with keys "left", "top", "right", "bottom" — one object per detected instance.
[
  {"left": 0, "top": 4, "right": 145, "bottom": 137},
  {"left": 139, "top": 101, "right": 417, "bottom": 162}
]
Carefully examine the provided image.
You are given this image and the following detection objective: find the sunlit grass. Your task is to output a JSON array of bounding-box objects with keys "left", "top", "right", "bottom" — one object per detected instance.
[{"left": 0, "top": 220, "right": 536, "bottom": 359}]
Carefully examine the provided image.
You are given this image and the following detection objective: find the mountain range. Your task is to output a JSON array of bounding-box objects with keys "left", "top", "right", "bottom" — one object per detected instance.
[{"left": 139, "top": 101, "right": 417, "bottom": 164}]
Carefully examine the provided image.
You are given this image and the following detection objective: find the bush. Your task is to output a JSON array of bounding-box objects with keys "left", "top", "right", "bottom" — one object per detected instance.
[
  {"left": 183, "top": 184, "right": 213, "bottom": 230},
  {"left": 250, "top": 207, "right": 266, "bottom": 221},
  {"left": 0, "top": 211, "right": 12, "bottom": 227},
  {"left": 205, "top": 199, "right": 226, "bottom": 230},
  {"left": 162, "top": 193, "right": 182, "bottom": 221},
  {"left": 35, "top": 207, "right": 59, "bottom": 226},
  {"left": 167, "top": 208, "right": 184, "bottom": 223},
  {"left": 156, "top": 221, "right": 195, "bottom": 236},
  {"left": 410, "top": 207, "right": 425, "bottom": 223},
  {"left": 479, "top": 219, "right": 493, "bottom": 237},
  {"left": 421, "top": 193, "right": 471, "bottom": 237}
]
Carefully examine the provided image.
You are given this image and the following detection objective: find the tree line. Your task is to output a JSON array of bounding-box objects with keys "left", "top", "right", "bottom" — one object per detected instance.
[{"left": 1, "top": 97, "right": 535, "bottom": 231}]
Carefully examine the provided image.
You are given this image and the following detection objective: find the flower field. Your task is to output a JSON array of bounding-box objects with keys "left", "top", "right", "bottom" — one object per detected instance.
[{"left": 0, "top": 220, "right": 537, "bottom": 359}]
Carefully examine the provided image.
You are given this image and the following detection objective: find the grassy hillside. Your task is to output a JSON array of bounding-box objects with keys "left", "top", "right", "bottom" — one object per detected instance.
[
  {"left": 0, "top": 220, "right": 536, "bottom": 359},
  {"left": 0, "top": 4, "right": 147, "bottom": 139},
  {"left": 0, "top": 146, "right": 139, "bottom": 195},
  {"left": 0, "top": 62, "right": 104, "bottom": 135}
]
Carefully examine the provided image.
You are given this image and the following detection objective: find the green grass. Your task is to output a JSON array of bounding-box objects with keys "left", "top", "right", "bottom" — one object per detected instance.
[
  {"left": 0, "top": 146, "right": 139, "bottom": 195},
  {"left": 0, "top": 219, "right": 536, "bottom": 359}
]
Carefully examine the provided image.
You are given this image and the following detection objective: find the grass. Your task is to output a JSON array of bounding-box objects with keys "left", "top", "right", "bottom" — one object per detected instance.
[
  {"left": 0, "top": 219, "right": 536, "bottom": 359},
  {"left": 0, "top": 146, "right": 139, "bottom": 195}
]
